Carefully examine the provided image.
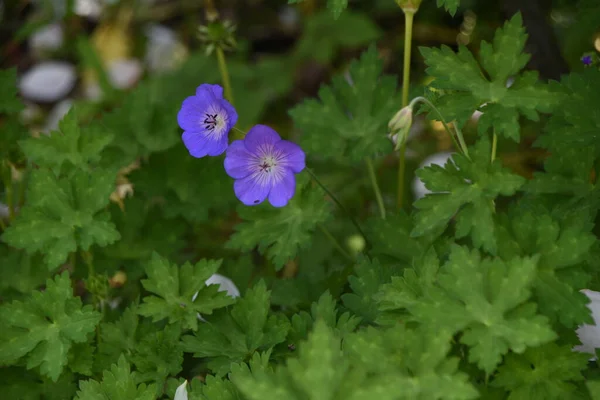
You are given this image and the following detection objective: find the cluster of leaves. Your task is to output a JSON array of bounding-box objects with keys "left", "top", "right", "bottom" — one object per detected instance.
[{"left": 2, "top": 2, "right": 600, "bottom": 400}]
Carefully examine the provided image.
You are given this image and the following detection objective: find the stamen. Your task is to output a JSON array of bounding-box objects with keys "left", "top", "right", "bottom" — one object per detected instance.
[{"left": 203, "top": 113, "right": 219, "bottom": 131}]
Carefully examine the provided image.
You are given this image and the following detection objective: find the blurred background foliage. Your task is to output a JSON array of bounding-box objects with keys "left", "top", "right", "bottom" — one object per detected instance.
[{"left": 0, "top": 0, "right": 599, "bottom": 302}]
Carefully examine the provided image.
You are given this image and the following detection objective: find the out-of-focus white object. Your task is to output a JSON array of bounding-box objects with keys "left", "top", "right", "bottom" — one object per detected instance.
[
  {"left": 575, "top": 289, "right": 600, "bottom": 356},
  {"left": 44, "top": 99, "right": 73, "bottom": 133},
  {"left": 33, "top": 0, "right": 104, "bottom": 19},
  {"left": 174, "top": 380, "right": 188, "bottom": 400},
  {"left": 29, "top": 23, "right": 64, "bottom": 54},
  {"left": 84, "top": 59, "right": 142, "bottom": 100},
  {"left": 144, "top": 24, "right": 186, "bottom": 73},
  {"left": 0, "top": 203, "right": 8, "bottom": 219},
  {"left": 19, "top": 62, "right": 76, "bottom": 103},
  {"left": 412, "top": 152, "right": 454, "bottom": 200}
]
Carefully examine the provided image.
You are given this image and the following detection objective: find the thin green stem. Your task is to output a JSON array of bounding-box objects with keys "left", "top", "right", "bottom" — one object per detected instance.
[
  {"left": 0, "top": 217, "right": 6, "bottom": 231},
  {"left": 491, "top": 132, "right": 498, "bottom": 163},
  {"left": 305, "top": 168, "right": 370, "bottom": 250},
  {"left": 318, "top": 225, "right": 354, "bottom": 262},
  {"left": 409, "top": 96, "right": 470, "bottom": 159},
  {"left": 216, "top": 47, "right": 234, "bottom": 105},
  {"left": 82, "top": 251, "right": 95, "bottom": 277},
  {"left": 366, "top": 158, "right": 386, "bottom": 219},
  {"left": 5, "top": 178, "right": 14, "bottom": 221},
  {"left": 397, "top": 10, "right": 415, "bottom": 210}
]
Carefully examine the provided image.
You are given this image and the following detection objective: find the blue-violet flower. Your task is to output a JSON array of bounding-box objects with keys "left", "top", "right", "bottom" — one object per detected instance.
[
  {"left": 582, "top": 55, "right": 593, "bottom": 66},
  {"left": 224, "top": 125, "right": 305, "bottom": 207},
  {"left": 177, "top": 84, "right": 237, "bottom": 158}
]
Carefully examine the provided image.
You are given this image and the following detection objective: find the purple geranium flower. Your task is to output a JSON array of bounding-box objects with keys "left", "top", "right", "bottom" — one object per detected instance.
[
  {"left": 224, "top": 125, "right": 305, "bottom": 207},
  {"left": 582, "top": 55, "right": 593, "bottom": 66},
  {"left": 177, "top": 84, "right": 237, "bottom": 158}
]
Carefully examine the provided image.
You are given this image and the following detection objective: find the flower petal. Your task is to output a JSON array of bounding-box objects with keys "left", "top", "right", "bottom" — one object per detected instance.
[
  {"left": 244, "top": 125, "right": 281, "bottom": 154},
  {"left": 220, "top": 99, "right": 238, "bottom": 133},
  {"left": 196, "top": 83, "right": 223, "bottom": 99},
  {"left": 274, "top": 140, "right": 305, "bottom": 173},
  {"left": 234, "top": 174, "right": 271, "bottom": 206},
  {"left": 182, "top": 131, "right": 227, "bottom": 158},
  {"left": 177, "top": 95, "right": 211, "bottom": 132},
  {"left": 268, "top": 168, "right": 296, "bottom": 207},
  {"left": 225, "top": 140, "right": 254, "bottom": 179}
]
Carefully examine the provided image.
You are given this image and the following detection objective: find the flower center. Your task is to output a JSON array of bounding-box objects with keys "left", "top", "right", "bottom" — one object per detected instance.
[
  {"left": 258, "top": 156, "right": 277, "bottom": 173},
  {"left": 203, "top": 112, "right": 224, "bottom": 132}
]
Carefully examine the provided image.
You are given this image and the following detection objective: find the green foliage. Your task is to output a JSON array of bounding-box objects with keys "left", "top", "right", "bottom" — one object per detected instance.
[
  {"left": 138, "top": 253, "right": 236, "bottom": 331},
  {"left": 0, "top": 68, "right": 23, "bottom": 113},
  {"left": 379, "top": 245, "right": 556, "bottom": 374},
  {"left": 412, "top": 137, "right": 525, "bottom": 254},
  {"left": 491, "top": 343, "right": 589, "bottom": 399},
  {"left": 421, "top": 13, "right": 558, "bottom": 142},
  {"left": 181, "top": 281, "right": 290, "bottom": 376},
  {"left": 19, "top": 108, "right": 113, "bottom": 173},
  {"left": 226, "top": 174, "right": 331, "bottom": 270},
  {"left": 74, "top": 355, "right": 156, "bottom": 400},
  {"left": 0, "top": 272, "right": 101, "bottom": 382},
  {"left": 293, "top": 10, "right": 381, "bottom": 63},
  {"left": 437, "top": 0, "right": 460, "bottom": 16},
  {"left": 289, "top": 45, "right": 398, "bottom": 163},
  {"left": 2, "top": 4, "right": 600, "bottom": 399},
  {"left": 2, "top": 169, "right": 120, "bottom": 269}
]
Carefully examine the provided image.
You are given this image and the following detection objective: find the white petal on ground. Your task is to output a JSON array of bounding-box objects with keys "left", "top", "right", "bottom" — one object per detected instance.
[
  {"left": 174, "top": 381, "right": 188, "bottom": 400},
  {"left": 19, "top": 61, "right": 76, "bottom": 102},
  {"left": 412, "top": 152, "right": 454, "bottom": 200},
  {"left": 29, "top": 23, "right": 64, "bottom": 53},
  {"left": 192, "top": 273, "right": 240, "bottom": 301},
  {"left": 44, "top": 99, "right": 73, "bottom": 133},
  {"left": 575, "top": 289, "right": 600, "bottom": 356}
]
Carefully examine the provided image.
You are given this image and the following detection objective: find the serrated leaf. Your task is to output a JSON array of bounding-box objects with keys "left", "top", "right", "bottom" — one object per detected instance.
[
  {"left": 341, "top": 256, "right": 401, "bottom": 324},
  {"left": 436, "top": 0, "right": 460, "bottom": 16},
  {"left": 75, "top": 355, "right": 156, "bottom": 400},
  {"left": 496, "top": 208, "right": 595, "bottom": 327},
  {"left": 412, "top": 138, "right": 525, "bottom": 254},
  {"left": 289, "top": 291, "right": 361, "bottom": 344},
  {"left": 181, "top": 281, "right": 290, "bottom": 376},
  {"left": 138, "top": 253, "right": 235, "bottom": 331},
  {"left": 0, "top": 272, "right": 101, "bottom": 382},
  {"left": 19, "top": 107, "right": 113, "bottom": 172},
  {"left": 421, "top": 13, "right": 558, "bottom": 142},
  {"left": 226, "top": 174, "right": 331, "bottom": 270},
  {"left": 394, "top": 245, "right": 556, "bottom": 374},
  {"left": 491, "top": 343, "right": 589, "bottom": 400},
  {"left": 289, "top": 46, "right": 398, "bottom": 163},
  {"left": 2, "top": 169, "right": 120, "bottom": 269}
]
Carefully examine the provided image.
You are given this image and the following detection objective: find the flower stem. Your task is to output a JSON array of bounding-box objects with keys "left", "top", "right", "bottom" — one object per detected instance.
[
  {"left": 365, "top": 158, "right": 386, "bottom": 219},
  {"left": 318, "top": 224, "right": 354, "bottom": 262},
  {"left": 491, "top": 131, "right": 498, "bottom": 162},
  {"left": 305, "top": 168, "right": 370, "bottom": 249},
  {"left": 408, "top": 96, "right": 470, "bottom": 159},
  {"left": 216, "top": 47, "right": 234, "bottom": 105},
  {"left": 397, "top": 10, "right": 415, "bottom": 210}
]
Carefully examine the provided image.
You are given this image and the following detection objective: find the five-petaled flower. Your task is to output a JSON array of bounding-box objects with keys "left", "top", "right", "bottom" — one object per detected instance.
[
  {"left": 177, "top": 84, "right": 237, "bottom": 158},
  {"left": 224, "top": 125, "right": 305, "bottom": 207}
]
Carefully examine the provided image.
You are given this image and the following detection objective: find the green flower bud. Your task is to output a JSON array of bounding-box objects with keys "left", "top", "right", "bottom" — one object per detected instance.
[
  {"left": 388, "top": 106, "right": 413, "bottom": 150},
  {"left": 395, "top": 0, "right": 422, "bottom": 13}
]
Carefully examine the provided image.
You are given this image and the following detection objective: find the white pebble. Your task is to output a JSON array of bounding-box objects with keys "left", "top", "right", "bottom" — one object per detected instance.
[
  {"left": 29, "top": 23, "right": 63, "bottom": 54},
  {"left": 19, "top": 61, "right": 76, "bottom": 103},
  {"left": 575, "top": 289, "right": 600, "bottom": 356},
  {"left": 44, "top": 99, "right": 73, "bottom": 133}
]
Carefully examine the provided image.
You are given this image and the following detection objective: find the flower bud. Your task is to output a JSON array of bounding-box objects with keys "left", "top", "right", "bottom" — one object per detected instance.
[
  {"left": 388, "top": 106, "right": 413, "bottom": 150},
  {"left": 395, "top": 0, "right": 422, "bottom": 13}
]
